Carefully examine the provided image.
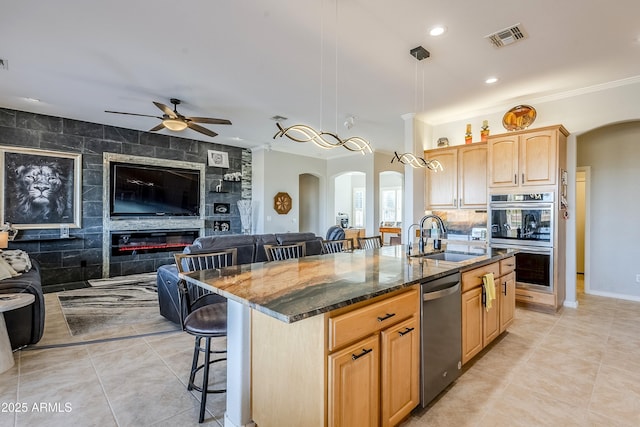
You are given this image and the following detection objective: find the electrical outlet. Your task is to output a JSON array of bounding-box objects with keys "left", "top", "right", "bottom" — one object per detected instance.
[{"left": 0, "top": 59, "right": 7, "bottom": 70}]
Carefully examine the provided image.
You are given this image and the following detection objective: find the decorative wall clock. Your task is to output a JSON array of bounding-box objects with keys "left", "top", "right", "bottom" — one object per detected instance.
[{"left": 274, "top": 192, "right": 292, "bottom": 214}]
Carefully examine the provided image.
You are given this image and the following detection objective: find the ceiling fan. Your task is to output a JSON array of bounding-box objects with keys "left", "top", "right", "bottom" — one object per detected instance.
[{"left": 105, "top": 98, "right": 231, "bottom": 137}]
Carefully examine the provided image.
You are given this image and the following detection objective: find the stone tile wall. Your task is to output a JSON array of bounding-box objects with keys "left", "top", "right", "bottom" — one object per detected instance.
[{"left": 0, "top": 108, "right": 250, "bottom": 287}]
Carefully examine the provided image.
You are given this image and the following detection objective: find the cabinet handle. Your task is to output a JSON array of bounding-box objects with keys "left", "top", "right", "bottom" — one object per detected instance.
[
  {"left": 514, "top": 174, "right": 517, "bottom": 184},
  {"left": 522, "top": 173, "right": 525, "bottom": 184},
  {"left": 352, "top": 348, "right": 373, "bottom": 360},
  {"left": 505, "top": 263, "right": 515, "bottom": 267},
  {"left": 398, "top": 327, "right": 415, "bottom": 336},
  {"left": 377, "top": 312, "right": 396, "bottom": 322},
  {"left": 481, "top": 288, "right": 486, "bottom": 307},
  {"left": 503, "top": 281, "right": 507, "bottom": 296}
]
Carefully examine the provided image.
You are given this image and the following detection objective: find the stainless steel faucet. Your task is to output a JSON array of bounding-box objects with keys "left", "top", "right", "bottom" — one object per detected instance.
[
  {"left": 418, "top": 214, "right": 447, "bottom": 254},
  {"left": 406, "top": 223, "right": 420, "bottom": 256}
]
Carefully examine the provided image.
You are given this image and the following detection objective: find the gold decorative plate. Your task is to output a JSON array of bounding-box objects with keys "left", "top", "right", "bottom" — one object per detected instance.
[
  {"left": 274, "top": 192, "right": 292, "bottom": 214},
  {"left": 502, "top": 105, "right": 537, "bottom": 131}
]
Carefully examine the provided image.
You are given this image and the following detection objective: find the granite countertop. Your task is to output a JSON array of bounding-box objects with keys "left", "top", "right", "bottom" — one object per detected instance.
[{"left": 180, "top": 245, "right": 516, "bottom": 323}]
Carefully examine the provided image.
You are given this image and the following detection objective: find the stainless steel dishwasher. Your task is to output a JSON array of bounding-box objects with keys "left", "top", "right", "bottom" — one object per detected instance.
[{"left": 420, "top": 271, "right": 462, "bottom": 407}]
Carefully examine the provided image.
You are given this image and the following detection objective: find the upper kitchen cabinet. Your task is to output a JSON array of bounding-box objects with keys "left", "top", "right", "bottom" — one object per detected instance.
[
  {"left": 424, "top": 142, "right": 487, "bottom": 210},
  {"left": 488, "top": 125, "right": 569, "bottom": 189}
]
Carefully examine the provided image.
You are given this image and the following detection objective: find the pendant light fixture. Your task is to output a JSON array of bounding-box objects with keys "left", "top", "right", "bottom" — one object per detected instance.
[
  {"left": 273, "top": 0, "right": 372, "bottom": 155},
  {"left": 390, "top": 46, "right": 443, "bottom": 170},
  {"left": 391, "top": 151, "right": 443, "bottom": 170}
]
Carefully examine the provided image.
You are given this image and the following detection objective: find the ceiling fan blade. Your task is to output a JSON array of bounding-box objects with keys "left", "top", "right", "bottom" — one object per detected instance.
[
  {"left": 187, "top": 117, "right": 232, "bottom": 125},
  {"left": 153, "top": 102, "right": 176, "bottom": 118},
  {"left": 105, "top": 110, "right": 162, "bottom": 119},
  {"left": 149, "top": 123, "right": 165, "bottom": 132},
  {"left": 187, "top": 122, "right": 218, "bottom": 137}
]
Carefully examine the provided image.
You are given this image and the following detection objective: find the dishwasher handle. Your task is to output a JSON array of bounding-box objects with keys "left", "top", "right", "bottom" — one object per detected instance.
[{"left": 422, "top": 281, "right": 460, "bottom": 301}]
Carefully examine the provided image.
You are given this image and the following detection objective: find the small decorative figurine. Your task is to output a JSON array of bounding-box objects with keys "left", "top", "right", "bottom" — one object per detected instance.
[
  {"left": 481, "top": 120, "right": 490, "bottom": 142},
  {"left": 465, "top": 124, "right": 472, "bottom": 144}
]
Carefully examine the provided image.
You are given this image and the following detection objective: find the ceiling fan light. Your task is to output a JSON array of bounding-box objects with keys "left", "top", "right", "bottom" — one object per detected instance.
[{"left": 163, "top": 118, "right": 188, "bottom": 131}]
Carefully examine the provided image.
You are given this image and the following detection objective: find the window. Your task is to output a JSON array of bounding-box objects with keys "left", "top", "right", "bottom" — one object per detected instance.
[
  {"left": 353, "top": 188, "right": 365, "bottom": 227},
  {"left": 381, "top": 187, "right": 402, "bottom": 223}
]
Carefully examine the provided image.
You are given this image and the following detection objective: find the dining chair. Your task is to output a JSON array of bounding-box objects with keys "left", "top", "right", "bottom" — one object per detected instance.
[
  {"left": 321, "top": 238, "right": 355, "bottom": 254},
  {"left": 174, "top": 248, "right": 237, "bottom": 423},
  {"left": 264, "top": 242, "right": 306, "bottom": 261},
  {"left": 357, "top": 235, "right": 383, "bottom": 250}
]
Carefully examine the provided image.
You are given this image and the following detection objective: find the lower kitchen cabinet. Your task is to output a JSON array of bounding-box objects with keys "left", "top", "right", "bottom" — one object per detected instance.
[
  {"left": 251, "top": 286, "right": 421, "bottom": 427},
  {"left": 461, "top": 256, "right": 516, "bottom": 365},
  {"left": 380, "top": 316, "right": 420, "bottom": 427},
  {"left": 329, "top": 335, "right": 380, "bottom": 427}
]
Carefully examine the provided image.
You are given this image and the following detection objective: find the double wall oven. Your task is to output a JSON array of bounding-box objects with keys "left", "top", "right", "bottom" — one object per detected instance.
[{"left": 489, "top": 193, "right": 554, "bottom": 293}]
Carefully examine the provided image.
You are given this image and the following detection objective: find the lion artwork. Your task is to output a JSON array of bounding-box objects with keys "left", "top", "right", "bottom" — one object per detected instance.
[{"left": 10, "top": 162, "right": 72, "bottom": 223}]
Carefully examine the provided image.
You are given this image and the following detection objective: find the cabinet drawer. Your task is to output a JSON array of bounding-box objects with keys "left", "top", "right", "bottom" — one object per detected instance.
[
  {"left": 515, "top": 288, "right": 556, "bottom": 306},
  {"left": 500, "top": 256, "right": 516, "bottom": 276},
  {"left": 461, "top": 262, "right": 500, "bottom": 293},
  {"left": 329, "top": 289, "right": 418, "bottom": 352}
]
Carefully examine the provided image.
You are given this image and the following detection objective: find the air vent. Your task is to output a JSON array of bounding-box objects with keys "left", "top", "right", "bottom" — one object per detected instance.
[{"left": 485, "top": 24, "right": 527, "bottom": 48}]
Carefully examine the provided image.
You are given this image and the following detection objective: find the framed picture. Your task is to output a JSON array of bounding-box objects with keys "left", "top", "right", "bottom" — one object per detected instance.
[
  {"left": 213, "top": 220, "right": 231, "bottom": 232},
  {"left": 0, "top": 146, "right": 82, "bottom": 229},
  {"left": 214, "top": 203, "right": 231, "bottom": 214},
  {"left": 207, "top": 150, "right": 229, "bottom": 168}
]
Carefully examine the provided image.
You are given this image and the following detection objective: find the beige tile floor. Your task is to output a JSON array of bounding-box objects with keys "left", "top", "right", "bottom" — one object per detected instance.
[{"left": 2, "top": 276, "right": 640, "bottom": 426}]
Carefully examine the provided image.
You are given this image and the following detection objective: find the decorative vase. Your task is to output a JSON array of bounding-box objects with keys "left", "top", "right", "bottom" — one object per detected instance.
[
  {"left": 465, "top": 124, "right": 472, "bottom": 144},
  {"left": 480, "top": 120, "right": 490, "bottom": 142}
]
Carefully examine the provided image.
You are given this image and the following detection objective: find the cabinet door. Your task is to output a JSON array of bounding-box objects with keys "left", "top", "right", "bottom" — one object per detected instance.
[
  {"left": 380, "top": 316, "right": 420, "bottom": 427},
  {"left": 425, "top": 148, "right": 457, "bottom": 209},
  {"left": 500, "top": 271, "right": 516, "bottom": 333},
  {"left": 520, "top": 129, "right": 557, "bottom": 186},
  {"left": 458, "top": 144, "right": 487, "bottom": 208},
  {"left": 483, "top": 282, "right": 500, "bottom": 346},
  {"left": 461, "top": 287, "right": 483, "bottom": 364},
  {"left": 488, "top": 135, "right": 518, "bottom": 188},
  {"left": 328, "top": 335, "right": 380, "bottom": 427}
]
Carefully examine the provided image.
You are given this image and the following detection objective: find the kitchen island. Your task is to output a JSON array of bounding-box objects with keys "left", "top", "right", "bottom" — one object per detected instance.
[{"left": 180, "top": 245, "right": 515, "bottom": 427}]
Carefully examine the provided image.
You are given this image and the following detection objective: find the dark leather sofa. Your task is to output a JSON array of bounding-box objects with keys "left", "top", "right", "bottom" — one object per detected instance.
[
  {"left": 0, "top": 258, "right": 45, "bottom": 350},
  {"left": 157, "top": 232, "right": 323, "bottom": 324}
]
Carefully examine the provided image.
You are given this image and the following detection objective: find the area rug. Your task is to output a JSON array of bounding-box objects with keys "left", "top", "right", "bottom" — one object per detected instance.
[{"left": 57, "top": 272, "right": 169, "bottom": 336}]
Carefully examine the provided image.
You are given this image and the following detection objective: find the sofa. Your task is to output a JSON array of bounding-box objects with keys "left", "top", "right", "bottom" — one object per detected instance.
[
  {"left": 157, "top": 232, "right": 323, "bottom": 324},
  {"left": 0, "top": 256, "right": 45, "bottom": 350}
]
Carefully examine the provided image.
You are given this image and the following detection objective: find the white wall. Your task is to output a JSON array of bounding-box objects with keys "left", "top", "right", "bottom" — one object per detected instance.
[{"left": 252, "top": 149, "right": 326, "bottom": 235}]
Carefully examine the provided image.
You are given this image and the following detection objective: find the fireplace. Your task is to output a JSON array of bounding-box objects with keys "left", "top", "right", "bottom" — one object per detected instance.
[{"left": 111, "top": 229, "right": 199, "bottom": 257}]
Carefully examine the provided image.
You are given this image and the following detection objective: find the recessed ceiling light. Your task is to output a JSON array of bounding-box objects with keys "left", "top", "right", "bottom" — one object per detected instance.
[
  {"left": 429, "top": 26, "right": 447, "bottom": 37},
  {"left": 485, "top": 77, "right": 498, "bottom": 84}
]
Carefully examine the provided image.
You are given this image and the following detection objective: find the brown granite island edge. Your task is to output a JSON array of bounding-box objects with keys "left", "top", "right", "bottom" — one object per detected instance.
[{"left": 179, "top": 246, "right": 516, "bottom": 323}]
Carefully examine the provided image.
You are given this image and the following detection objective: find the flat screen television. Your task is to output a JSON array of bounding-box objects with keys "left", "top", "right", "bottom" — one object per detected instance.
[{"left": 110, "top": 162, "right": 201, "bottom": 217}]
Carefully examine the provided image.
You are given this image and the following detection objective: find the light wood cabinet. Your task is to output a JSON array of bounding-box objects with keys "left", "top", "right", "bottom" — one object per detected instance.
[
  {"left": 499, "top": 257, "right": 516, "bottom": 332},
  {"left": 251, "top": 286, "right": 420, "bottom": 427},
  {"left": 424, "top": 142, "right": 487, "bottom": 209},
  {"left": 329, "top": 335, "right": 380, "bottom": 427},
  {"left": 488, "top": 125, "right": 568, "bottom": 188},
  {"left": 380, "top": 316, "right": 420, "bottom": 427},
  {"left": 328, "top": 288, "right": 420, "bottom": 427},
  {"left": 461, "top": 257, "right": 516, "bottom": 365}
]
